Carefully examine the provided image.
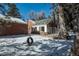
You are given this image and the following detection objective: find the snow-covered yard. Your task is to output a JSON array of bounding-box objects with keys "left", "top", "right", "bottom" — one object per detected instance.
[{"left": 0, "top": 35, "right": 74, "bottom": 56}]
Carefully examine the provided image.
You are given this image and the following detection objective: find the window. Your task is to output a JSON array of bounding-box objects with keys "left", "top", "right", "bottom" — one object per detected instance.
[
  {"left": 33, "top": 27, "right": 37, "bottom": 31},
  {"left": 41, "top": 27, "right": 44, "bottom": 31}
]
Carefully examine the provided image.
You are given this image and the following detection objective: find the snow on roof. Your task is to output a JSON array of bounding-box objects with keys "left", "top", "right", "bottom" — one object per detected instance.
[
  {"left": 0, "top": 14, "right": 5, "bottom": 18},
  {"left": 35, "top": 19, "right": 53, "bottom": 25},
  {"left": 0, "top": 14, "right": 26, "bottom": 24}
]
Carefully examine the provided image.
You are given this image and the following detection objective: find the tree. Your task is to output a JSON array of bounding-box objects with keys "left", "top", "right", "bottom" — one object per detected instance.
[
  {"left": 0, "top": 3, "right": 6, "bottom": 15},
  {"left": 28, "top": 11, "right": 37, "bottom": 21},
  {"left": 37, "top": 11, "right": 46, "bottom": 20},
  {"left": 28, "top": 11, "right": 46, "bottom": 21},
  {"left": 59, "top": 4, "right": 79, "bottom": 55},
  {"left": 50, "top": 3, "right": 68, "bottom": 38},
  {"left": 50, "top": 4, "right": 59, "bottom": 28},
  {"left": 59, "top": 4, "right": 79, "bottom": 32},
  {"left": 7, "top": 3, "right": 21, "bottom": 18},
  {"left": 48, "top": 15, "right": 51, "bottom": 19}
]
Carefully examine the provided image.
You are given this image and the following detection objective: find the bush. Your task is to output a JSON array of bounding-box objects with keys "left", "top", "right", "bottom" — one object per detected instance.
[{"left": 31, "top": 31, "right": 40, "bottom": 34}]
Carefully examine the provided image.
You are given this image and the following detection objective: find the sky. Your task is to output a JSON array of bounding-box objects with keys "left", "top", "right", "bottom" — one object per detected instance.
[{"left": 16, "top": 3, "right": 51, "bottom": 21}]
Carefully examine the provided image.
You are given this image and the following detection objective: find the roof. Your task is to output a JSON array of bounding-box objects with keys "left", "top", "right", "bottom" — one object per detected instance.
[
  {"left": 35, "top": 19, "right": 53, "bottom": 25},
  {"left": 0, "top": 14, "right": 26, "bottom": 24}
]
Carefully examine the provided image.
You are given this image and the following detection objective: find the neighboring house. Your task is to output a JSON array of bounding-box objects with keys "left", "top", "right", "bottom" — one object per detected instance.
[
  {"left": 32, "top": 19, "right": 57, "bottom": 34},
  {"left": 0, "top": 14, "right": 28, "bottom": 35}
]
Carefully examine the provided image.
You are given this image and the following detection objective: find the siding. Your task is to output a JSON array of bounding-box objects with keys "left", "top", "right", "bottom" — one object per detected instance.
[{"left": 0, "top": 23, "right": 28, "bottom": 35}]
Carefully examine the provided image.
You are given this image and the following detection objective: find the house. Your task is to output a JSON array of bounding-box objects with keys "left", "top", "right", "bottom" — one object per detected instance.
[
  {"left": 32, "top": 19, "right": 58, "bottom": 34},
  {"left": 27, "top": 20, "right": 35, "bottom": 34},
  {"left": 0, "top": 14, "right": 28, "bottom": 35}
]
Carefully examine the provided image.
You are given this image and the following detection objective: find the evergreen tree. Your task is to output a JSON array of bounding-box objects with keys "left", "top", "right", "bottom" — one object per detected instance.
[
  {"left": 50, "top": 4, "right": 59, "bottom": 28},
  {"left": 0, "top": 3, "right": 6, "bottom": 15},
  {"left": 7, "top": 3, "right": 21, "bottom": 18}
]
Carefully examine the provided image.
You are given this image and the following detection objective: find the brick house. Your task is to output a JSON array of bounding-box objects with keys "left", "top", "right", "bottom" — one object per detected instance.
[{"left": 0, "top": 14, "right": 28, "bottom": 35}]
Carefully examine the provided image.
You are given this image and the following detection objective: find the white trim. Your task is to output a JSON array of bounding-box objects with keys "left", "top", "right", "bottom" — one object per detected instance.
[
  {"left": 32, "top": 24, "right": 47, "bottom": 32},
  {"left": 44, "top": 25, "right": 47, "bottom": 32},
  {"left": 32, "top": 24, "right": 46, "bottom": 27}
]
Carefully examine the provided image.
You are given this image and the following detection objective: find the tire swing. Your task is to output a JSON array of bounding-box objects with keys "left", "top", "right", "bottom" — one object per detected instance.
[{"left": 27, "top": 37, "right": 33, "bottom": 46}]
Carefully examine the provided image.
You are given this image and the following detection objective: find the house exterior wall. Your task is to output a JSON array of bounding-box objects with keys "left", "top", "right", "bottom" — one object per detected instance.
[
  {"left": 0, "top": 25, "right": 6, "bottom": 35},
  {"left": 7, "top": 23, "right": 28, "bottom": 35},
  {"left": 32, "top": 24, "right": 47, "bottom": 33},
  {"left": 32, "top": 24, "right": 56, "bottom": 34},
  {"left": 47, "top": 27, "right": 53, "bottom": 34},
  {"left": 47, "top": 27, "right": 57, "bottom": 34},
  {"left": 0, "top": 23, "right": 28, "bottom": 35},
  {"left": 27, "top": 20, "right": 35, "bottom": 34}
]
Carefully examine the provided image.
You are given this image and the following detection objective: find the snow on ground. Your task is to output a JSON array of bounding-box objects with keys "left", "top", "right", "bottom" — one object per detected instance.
[{"left": 0, "top": 35, "right": 74, "bottom": 56}]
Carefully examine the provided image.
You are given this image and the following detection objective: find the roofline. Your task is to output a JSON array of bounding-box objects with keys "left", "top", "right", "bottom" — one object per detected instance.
[
  {"left": 35, "top": 19, "right": 53, "bottom": 25},
  {"left": 0, "top": 14, "right": 26, "bottom": 24}
]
